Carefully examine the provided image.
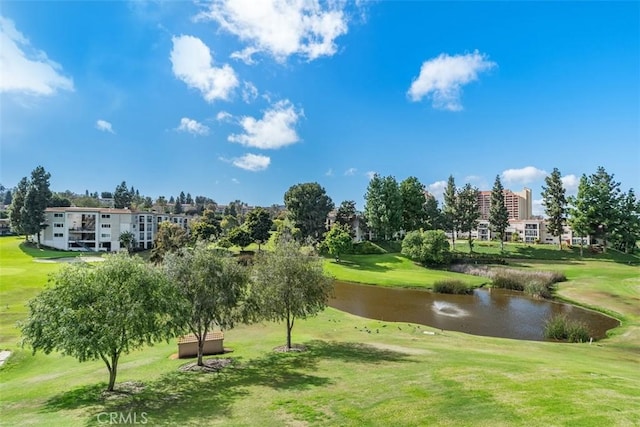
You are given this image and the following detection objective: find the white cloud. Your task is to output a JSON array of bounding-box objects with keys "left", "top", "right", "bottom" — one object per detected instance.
[
  {"left": 170, "top": 34, "right": 238, "bottom": 102},
  {"left": 501, "top": 166, "right": 547, "bottom": 185},
  {"left": 365, "top": 171, "right": 377, "bottom": 180},
  {"left": 232, "top": 153, "right": 271, "bottom": 171},
  {"left": 216, "top": 111, "right": 232, "bottom": 122},
  {"left": 0, "top": 16, "right": 74, "bottom": 96},
  {"left": 241, "top": 81, "right": 258, "bottom": 103},
  {"left": 228, "top": 100, "right": 303, "bottom": 149},
  {"left": 325, "top": 168, "right": 333, "bottom": 176},
  {"left": 561, "top": 174, "right": 579, "bottom": 192},
  {"left": 176, "top": 117, "right": 210, "bottom": 136},
  {"left": 96, "top": 119, "right": 115, "bottom": 134},
  {"left": 344, "top": 167, "right": 357, "bottom": 176},
  {"left": 408, "top": 50, "right": 496, "bottom": 111},
  {"left": 427, "top": 180, "right": 447, "bottom": 199},
  {"left": 231, "top": 178, "right": 240, "bottom": 184},
  {"left": 197, "top": 0, "right": 349, "bottom": 63}
]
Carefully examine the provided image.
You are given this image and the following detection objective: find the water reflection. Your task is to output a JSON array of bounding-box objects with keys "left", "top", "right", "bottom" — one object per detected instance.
[{"left": 329, "top": 281, "right": 619, "bottom": 341}]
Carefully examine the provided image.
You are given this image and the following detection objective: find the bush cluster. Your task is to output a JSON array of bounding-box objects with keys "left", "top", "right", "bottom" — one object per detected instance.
[
  {"left": 432, "top": 280, "right": 473, "bottom": 295},
  {"left": 544, "top": 315, "right": 591, "bottom": 342},
  {"left": 352, "top": 241, "right": 387, "bottom": 254}
]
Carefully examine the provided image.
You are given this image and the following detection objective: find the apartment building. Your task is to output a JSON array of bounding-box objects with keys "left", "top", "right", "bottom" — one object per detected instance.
[
  {"left": 38, "top": 207, "right": 188, "bottom": 252},
  {"left": 474, "top": 219, "right": 590, "bottom": 246},
  {"left": 477, "top": 188, "right": 532, "bottom": 220}
]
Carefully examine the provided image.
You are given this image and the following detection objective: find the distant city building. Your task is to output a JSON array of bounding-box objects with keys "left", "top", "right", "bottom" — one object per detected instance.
[
  {"left": 477, "top": 188, "right": 532, "bottom": 220},
  {"left": 36, "top": 207, "right": 188, "bottom": 252}
]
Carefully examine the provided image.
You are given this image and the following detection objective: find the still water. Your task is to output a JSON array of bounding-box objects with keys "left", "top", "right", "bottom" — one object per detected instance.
[{"left": 329, "top": 281, "right": 619, "bottom": 341}]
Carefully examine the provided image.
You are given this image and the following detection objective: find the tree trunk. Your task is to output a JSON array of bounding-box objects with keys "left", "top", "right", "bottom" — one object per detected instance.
[
  {"left": 580, "top": 238, "right": 584, "bottom": 257},
  {"left": 468, "top": 236, "right": 473, "bottom": 253},
  {"left": 286, "top": 310, "right": 293, "bottom": 350},
  {"left": 451, "top": 228, "right": 456, "bottom": 248},
  {"left": 500, "top": 235, "right": 504, "bottom": 252},
  {"left": 197, "top": 329, "right": 206, "bottom": 366},
  {"left": 106, "top": 352, "right": 120, "bottom": 392},
  {"left": 558, "top": 235, "right": 562, "bottom": 250}
]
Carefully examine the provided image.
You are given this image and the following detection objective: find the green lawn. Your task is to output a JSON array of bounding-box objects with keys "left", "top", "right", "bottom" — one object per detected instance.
[
  {"left": 1, "top": 236, "right": 639, "bottom": 426},
  {"left": 324, "top": 253, "right": 486, "bottom": 288}
]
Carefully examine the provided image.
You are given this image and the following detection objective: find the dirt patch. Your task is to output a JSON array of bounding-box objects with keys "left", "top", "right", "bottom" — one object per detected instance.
[
  {"left": 273, "top": 344, "right": 308, "bottom": 353},
  {"left": 102, "top": 381, "right": 145, "bottom": 401},
  {"left": 179, "top": 358, "right": 233, "bottom": 373},
  {"left": 0, "top": 350, "right": 11, "bottom": 367}
]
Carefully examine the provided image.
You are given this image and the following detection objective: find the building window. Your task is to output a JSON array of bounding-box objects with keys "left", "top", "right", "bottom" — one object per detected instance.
[
  {"left": 147, "top": 216, "right": 152, "bottom": 223},
  {"left": 54, "top": 233, "right": 63, "bottom": 238},
  {"left": 101, "top": 214, "right": 111, "bottom": 219},
  {"left": 147, "top": 232, "right": 152, "bottom": 240},
  {"left": 54, "top": 213, "right": 63, "bottom": 218},
  {"left": 139, "top": 233, "right": 144, "bottom": 241},
  {"left": 101, "top": 233, "right": 111, "bottom": 238},
  {"left": 101, "top": 224, "right": 111, "bottom": 228},
  {"left": 54, "top": 223, "right": 64, "bottom": 228}
]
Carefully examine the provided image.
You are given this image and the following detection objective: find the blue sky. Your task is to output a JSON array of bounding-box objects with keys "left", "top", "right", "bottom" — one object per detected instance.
[{"left": 1, "top": 1, "right": 638, "bottom": 215}]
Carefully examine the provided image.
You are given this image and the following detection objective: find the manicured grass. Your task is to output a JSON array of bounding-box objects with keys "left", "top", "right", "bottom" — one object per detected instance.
[
  {"left": 324, "top": 253, "right": 487, "bottom": 288},
  {"left": 1, "top": 236, "right": 639, "bottom": 426}
]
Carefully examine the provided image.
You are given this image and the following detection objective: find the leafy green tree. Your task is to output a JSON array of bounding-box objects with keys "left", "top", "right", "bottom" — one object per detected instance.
[
  {"left": 173, "top": 199, "right": 183, "bottom": 214},
  {"left": 400, "top": 176, "right": 427, "bottom": 232},
  {"left": 220, "top": 215, "right": 239, "bottom": 235},
  {"left": 118, "top": 231, "right": 136, "bottom": 253},
  {"left": 21, "top": 253, "right": 179, "bottom": 391},
  {"left": 179, "top": 191, "right": 186, "bottom": 204},
  {"left": 190, "top": 209, "right": 222, "bottom": 242},
  {"left": 3, "top": 188, "right": 12, "bottom": 206},
  {"left": 611, "top": 189, "right": 640, "bottom": 254},
  {"left": 252, "top": 240, "right": 333, "bottom": 350},
  {"left": 284, "top": 182, "right": 334, "bottom": 242},
  {"left": 567, "top": 175, "right": 591, "bottom": 256},
  {"left": 48, "top": 193, "right": 72, "bottom": 207},
  {"left": 585, "top": 167, "right": 622, "bottom": 252},
  {"left": 186, "top": 193, "right": 193, "bottom": 205},
  {"left": 273, "top": 217, "right": 301, "bottom": 243},
  {"left": 245, "top": 207, "right": 273, "bottom": 250},
  {"left": 541, "top": 168, "right": 567, "bottom": 249},
  {"left": 335, "top": 200, "right": 357, "bottom": 236},
  {"left": 401, "top": 230, "right": 451, "bottom": 265},
  {"left": 9, "top": 177, "right": 28, "bottom": 238},
  {"left": 22, "top": 166, "right": 52, "bottom": 246},
  {"left": 151, "top": 222, "right": 189, "bottom": 263},
  {"left": 164, "top": 243, "right": 250, "bottom": 366},
  {"left": 364, "top": 174, "right": 402, "bottom": 240},
  {"left": 423, "top": 193, "right": 442, "bottom": 230},
  {"left": 489, "top": 175, "right": 509, "bottom": 252},
  {"left": 114, "top": 181, "right": 132, "bottom": 209},
  {"left": 228, "top": 226, "right": 253, "bottom": 250},
  {"left": 324, "top": 223, "right": 353, "bottom": 262},
  {"left": 442, "top": 175, "right": 458, "bottom": 246},
  {"left": 456, "top": 183, "right": 480, "bottom": 253}
]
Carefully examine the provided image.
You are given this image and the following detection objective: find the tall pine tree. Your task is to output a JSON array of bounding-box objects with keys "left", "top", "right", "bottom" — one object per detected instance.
[
  {"left": 489, "top": 175, "right": 509, "bottom": 252},
  {"left": 442, "top": 175, "right": 458, "bottom": 247},
  {"left": 541, "top": 168, "right": 567, "bottom": 249},
  {"left": 21, "top": 166, "right": 52, "bottom": 246},
  {"left": 567, "top": 175, "right": 591, "bottom": 256},
  {"left": 9, "top": 177, "right": 29, "bottom": 238},
  {"left": 456, "top": 183, "right": 480, "bottom": 253}
]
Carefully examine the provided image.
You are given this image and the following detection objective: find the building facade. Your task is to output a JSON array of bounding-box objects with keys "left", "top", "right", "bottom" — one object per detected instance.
[
  {"left": 38, "top": 207, "right": 188, "bottom": 252},
  {"left": 477, "top": 188, "right": 532, "bottom": 220}
]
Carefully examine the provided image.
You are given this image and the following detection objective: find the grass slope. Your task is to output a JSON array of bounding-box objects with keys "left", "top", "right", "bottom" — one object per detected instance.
[{"left": 0, "top": 237, "right": 639, "bottom": 426}]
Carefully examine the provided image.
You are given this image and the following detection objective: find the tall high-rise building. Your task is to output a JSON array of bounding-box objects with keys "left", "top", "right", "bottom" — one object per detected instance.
[{"left": 477, "top": 188, "right": 531, "bottom": 220}]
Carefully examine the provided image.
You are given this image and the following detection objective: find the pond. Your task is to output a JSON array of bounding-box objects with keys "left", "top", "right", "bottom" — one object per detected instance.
[{"left": 328, "top": 281, "right": 619, "bottom": 341}]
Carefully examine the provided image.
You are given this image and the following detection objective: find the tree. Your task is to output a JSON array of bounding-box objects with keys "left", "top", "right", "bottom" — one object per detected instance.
[
  {"left": 9, "top": 177, "right": 28, "bottom": 238},
  {"left": 48, "top": 193, "right": 72, "bottom": 207},
  {"left": 611, "top": 189, "right": 640, "bottom": 254},
  {"left": 245, "top": 207, "right": 273, "bottom": 250},
  {"left": 324, "top": 223, "right": 353, "bottom": 262},
  {"left": 190, "top": 209, "right": 222, "bottom": 242},
  {"left": 585, "top": 167, "right": 622, "bottom": 253},
  {"left": 179, "top": 191, "right": 186, "bottom": 204},
  {"left": 400, "top": 176, "right": 427, "bottom": 232},
  {"left": 3, "top": 188, "right": 13, "bottom": 206},
  {"left": 114, "top": 181, "right": 132, "bottom": 209},
  {"left": 151, "top": 222, "right": 189, "bottom": 263},
  {"left": 186, "top": 193, "right": 193, "bottom": 205},
  {"left": 173, "top": 199, "right": 183, "bottom": 214},
  {"left": 541, "top": 168, "right": 567, "bottom": 249},
  {"left": 273, "top": 217, "right": 301, "bottom": 243},
  {"left": 442, "top": 175, "right": 458, "bottom": 247},
  {"left": 21, "top": 253, "right": 179, "bottom": 391},
  {"left": 252, "top": 240, "right": 333, "bottom": 350},
  {"left": 101, "top": 191, "right": 113, "bottom": 199},
  {"left": 423, "top": 193, "right": 443, "bottom": 230},
  {"left": 21, "top": 166, "right": 52, "bottom": 246},
  {"left": 228, "top": 226, "right": 253, "bottom": 250},
  {"left": 164, "top": 243, "right": 250, "bottom": 366},
  {"left": 489, "top": 175, "right": 509, "bottom": 252},
  {"left": 401, "top": 230, "right": 451, "bottom": 265},
  {"left": 118, "top": 231, "right": 136, "bottom": 253},
  {"left": 220, "top": 215, "right": 239, "bottom": 235},
  {"left": 456, "top": 183, "right": 480, "bottom": 253},
  {"left": 335, "top": 200, "right": 357, "bottom": 236},
  {"left": 364, "top": 174, "right": 402, "bottom": 240},
  {"left": 284, "top": 182, "right": 334, "bottom": 242},
  {"left": 567, "top": 175, "right": 591, "bottom": 256}
]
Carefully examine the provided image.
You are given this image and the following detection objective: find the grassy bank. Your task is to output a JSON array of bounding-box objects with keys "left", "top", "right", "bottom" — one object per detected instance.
[{"left": 1, "top": 236, "right": 639, "bottom": 426}]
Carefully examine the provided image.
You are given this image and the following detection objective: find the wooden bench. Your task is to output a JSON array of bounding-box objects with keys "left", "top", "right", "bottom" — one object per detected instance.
[{"left": 177, "top": 332, "right": 224, "bottom": 358}]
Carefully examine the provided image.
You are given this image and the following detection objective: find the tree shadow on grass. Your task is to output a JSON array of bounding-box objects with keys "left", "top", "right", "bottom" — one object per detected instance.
[
  {"left": 43, "top": 340, "right": 413, "bottom": 426},
  {"left": 335, "top": 255, "right": 403, "bottom": 273}
]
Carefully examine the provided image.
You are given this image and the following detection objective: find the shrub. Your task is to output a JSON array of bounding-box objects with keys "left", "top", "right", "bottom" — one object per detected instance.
[
  {"left": 352, "top": 241, "right": 387, "bottom": 255},
  {"left": 401, "top": 230, "right": 451, "bottom": 266},
  {"left": 544, "top": 315, "right": 591, "bottom": 342},
  {"left": 492, "top": 273, "right": 524, "bottom": 291},
  {"left": 432, "top": 280, "right": 472, "bottom": 295}
]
